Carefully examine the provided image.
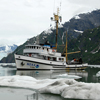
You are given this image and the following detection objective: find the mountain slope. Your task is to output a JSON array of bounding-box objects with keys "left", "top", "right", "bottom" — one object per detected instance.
[
  {"left": 63, "top": 10, "right": 100, "bottom": 38},
  {"left": 1, "top": 9, "right": 100, "bottom": 63},
  {"left": 67, "top": 26, "right": 100, "bottom": 64}
]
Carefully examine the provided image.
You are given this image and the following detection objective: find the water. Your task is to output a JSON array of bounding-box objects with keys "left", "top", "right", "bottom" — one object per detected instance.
[{"left": 0, "top": 65, "right": 100, "bottom": 100}]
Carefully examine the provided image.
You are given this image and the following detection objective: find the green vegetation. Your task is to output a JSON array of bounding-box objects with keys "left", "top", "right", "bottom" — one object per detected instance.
[
  {"left": 1, "top": 26, "right": 100, "bottom": 64},
  {"left": 68, "top": 26, "right": 100, "bottom": 64}
]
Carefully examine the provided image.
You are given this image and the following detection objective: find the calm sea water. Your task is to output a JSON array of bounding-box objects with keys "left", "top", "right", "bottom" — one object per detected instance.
[{"left": 0, "top": 65, "right": 100, "bottom": 100}]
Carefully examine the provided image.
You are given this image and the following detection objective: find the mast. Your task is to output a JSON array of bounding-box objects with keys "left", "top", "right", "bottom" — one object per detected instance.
[
  {"left": 66, "top": 31, "right": 68, "bottom": 63},
  {"left": 51, "top": 8, "right": 62, "bottom": 50}
]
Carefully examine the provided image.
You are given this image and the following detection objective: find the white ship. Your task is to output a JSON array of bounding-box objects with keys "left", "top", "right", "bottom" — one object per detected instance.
[
  {"left": 14, "top": 8, "right": 88, "bottom": 70},
  {"left": 15, "top": 42, "right": 66, "bottom": 70}
]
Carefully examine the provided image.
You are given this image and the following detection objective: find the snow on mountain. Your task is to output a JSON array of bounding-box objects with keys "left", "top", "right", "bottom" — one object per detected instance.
[
  {"left": 43, "top": 24, "right": 63, "bottom": 35},
  {"left": 0, "top": 44, "right": 17, "bottom": 53},
  {"left": 74, "top": 15, "right": 81, "bottom": 19},
  {"left": 0, "top": 39, "right": 17, "bottom": 53},
  {"left": 43, "top": 29, "right": 53, "bottom": 35},
  {"left": 74, "top": 29, "right": 83, "bottom": 33},
  {"left": 0, "top": 44, "right": 17, "bottom": 60}
]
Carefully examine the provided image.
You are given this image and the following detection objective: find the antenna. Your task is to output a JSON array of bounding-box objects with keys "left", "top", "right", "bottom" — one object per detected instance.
[{"left": 50, "top": 7, "right": 62, "bottom": 50}]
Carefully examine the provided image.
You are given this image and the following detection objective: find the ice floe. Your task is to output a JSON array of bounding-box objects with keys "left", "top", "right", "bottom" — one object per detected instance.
[
  {"left": 53, "top": 74, "right": 81, "bottom": 79},
  {"left": 0, "top": 75, "right": 100, "bottom": 99},
  {"left": 88, "top": 65, "right": 100, "bottom": 68},
  {"left": 96, "top": 71, "right": 100, "bottom": 77},
  {"left": 40, "top": 80, "right": 100, "bottom": 99}
]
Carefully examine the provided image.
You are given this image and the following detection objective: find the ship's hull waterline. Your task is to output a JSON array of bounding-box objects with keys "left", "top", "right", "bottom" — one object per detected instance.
[{"left": 15, "top": 54, "right": 88, "bottom": 70}]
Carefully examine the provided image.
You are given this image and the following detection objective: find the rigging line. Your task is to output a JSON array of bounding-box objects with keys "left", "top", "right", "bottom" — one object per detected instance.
[
  {"left": 53, "top": 0, "right": 55, "bottom": 13},
  {"left": 59, "top": 0, "right": 62, "bottom": 14}
]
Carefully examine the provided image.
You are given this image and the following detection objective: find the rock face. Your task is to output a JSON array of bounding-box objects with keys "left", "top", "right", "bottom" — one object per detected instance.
[{"left": 63, "top": 9, "right": 100, "bottom": 38}]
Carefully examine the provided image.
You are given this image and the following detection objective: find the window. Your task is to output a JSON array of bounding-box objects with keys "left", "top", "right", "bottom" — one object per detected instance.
[
  {"left": 59, "top": 58, "right": 61, "bottom": 60},
  {"left": 62, "top": 58, "right": 64, "bottom": 61},
  {"left": 53, "top": 57, "right": 56, "bottom": 61},
  {"left": 48, "top": 57, "right": 50, "bottom": 60},
  {"left": 47, "top": 48, "right": 49, "bottom": 51}
]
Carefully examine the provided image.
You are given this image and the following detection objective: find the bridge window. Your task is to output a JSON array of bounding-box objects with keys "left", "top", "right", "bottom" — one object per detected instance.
[
  {"left": 53, "top": 57, "right": 56, "bottom": 61},
  {"left": 62, "top": 58, "right": 64, "bottom": 61},
  {"left": 47, "top": 48, "right": 49, "bottom": 51},
  {"left": 48, "top": 57, "right": 50, "bottom": 60},
  {"left": 59, "top": 58, "right": 61, "bottom": 60}
]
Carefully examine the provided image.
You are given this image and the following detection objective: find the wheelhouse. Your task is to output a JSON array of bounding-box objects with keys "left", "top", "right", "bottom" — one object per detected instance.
[{"left": 23, "top": 44, "right": 66, "bottom": 62}]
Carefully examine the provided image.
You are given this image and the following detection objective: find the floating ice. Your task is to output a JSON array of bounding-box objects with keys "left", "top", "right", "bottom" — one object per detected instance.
[
  {"left": 53, "top": 74, "right": 81, "bottom": 79},
  {"left": 96, "top": 71, "right": 100, "bottom": 77},
  {"left": 0, "top": 75, "right": 100, "bottom": 99},
  {"left": 0, "top": 75, "right": 57, "bottom": 89},
  {"left": 40, "top": 80, "right": 100, "bottom": 99},
  {"left": 88, "top": 65, "right": 100, "bottom": 68}
]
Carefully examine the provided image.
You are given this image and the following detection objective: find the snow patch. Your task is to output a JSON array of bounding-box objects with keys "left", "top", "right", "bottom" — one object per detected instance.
[
  {"left": 62, "top": 32, "right": 65, "bottom": 44},
  {"left": 91, "top": 46, "right": 100, "bottom": 54},
  {"left": 58, "top": 24, "right": 63, "bottom": 28},
  {"left": 85, "top": 50, "right": 87, "bottom": 52},
  {"left": 91, "top": 51, "right": 98, "bottom": 54},
  {"left": 89, "top": 38, "right": 91, "bottom": 40},
  {"left": 74, "top": 15, "right": 81, "bottom": 19},
  {"left": 5, "top": 45, "right": 11, "bottom": 52},
  {"left": 96, "top": 71, "right": 100, "bottom": 77},
  {"left": 44, "top": 29, "right": 53, "bottom": 34},
  {"left": 74, "top": 29, "right": 83, "bottom": 33}
]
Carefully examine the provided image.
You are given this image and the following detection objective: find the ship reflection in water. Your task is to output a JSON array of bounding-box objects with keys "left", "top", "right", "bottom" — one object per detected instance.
[{"left": 16, "top": 69, "right": 88, "bottom": 81}]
